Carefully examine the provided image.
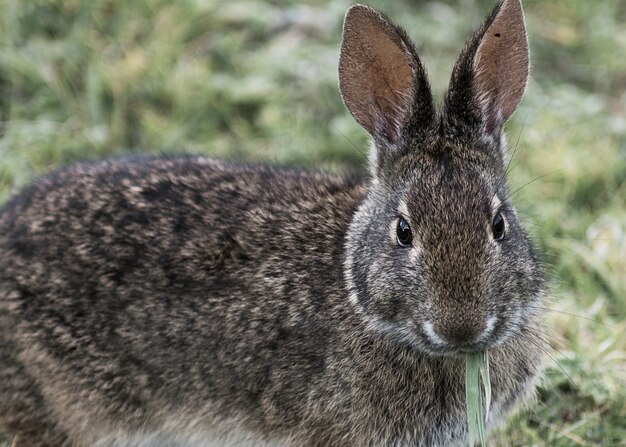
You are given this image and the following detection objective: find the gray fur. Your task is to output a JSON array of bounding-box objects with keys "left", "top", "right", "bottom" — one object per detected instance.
[{"left": 0, "top": 1, "right": 545, "bottom": 446}]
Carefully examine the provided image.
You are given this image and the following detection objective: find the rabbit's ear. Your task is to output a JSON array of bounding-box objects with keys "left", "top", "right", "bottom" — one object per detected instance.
[
  {"left": 445, "top": 0, "right": 529, "bottom": 137},
  {"left": 339, "top": 4, "right": 433, "bottom": 146}
]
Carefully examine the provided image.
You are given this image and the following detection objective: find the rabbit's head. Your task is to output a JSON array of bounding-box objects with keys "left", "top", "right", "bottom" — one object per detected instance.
[{"left": 341, "top": 0, "right": 545, "bottom": 355}]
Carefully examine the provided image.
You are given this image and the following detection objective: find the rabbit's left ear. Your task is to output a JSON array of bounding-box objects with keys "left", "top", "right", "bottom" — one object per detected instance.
[{"left": 445, "top": 0, "right": 529, "bottom": 137}]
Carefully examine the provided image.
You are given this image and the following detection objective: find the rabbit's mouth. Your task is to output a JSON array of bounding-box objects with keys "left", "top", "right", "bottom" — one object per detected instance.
[
  {"left": 418, "top": 340, "right": 495, "bottom": 357},
  {"left": 416, "top": 316, "right": 510, "bottom": 357}
]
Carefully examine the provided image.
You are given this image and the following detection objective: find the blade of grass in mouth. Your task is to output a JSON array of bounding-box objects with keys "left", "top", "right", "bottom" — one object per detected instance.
[{"left": 466, "top": 351, "right": 490, "bottom": 446}]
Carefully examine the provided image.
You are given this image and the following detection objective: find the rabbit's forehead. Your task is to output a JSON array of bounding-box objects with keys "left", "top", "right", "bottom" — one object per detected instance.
[{"left": 400, "top": 161, "right": 499, "bottom": 224}]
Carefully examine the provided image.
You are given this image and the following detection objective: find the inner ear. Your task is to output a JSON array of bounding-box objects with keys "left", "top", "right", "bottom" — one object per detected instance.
[
  {"left": 444, "top": 0, "right": 529, "bottom": 137},
  {"left": 473, "top": 0, "right": 529, "bottom": 133},
  {"left": 339, "top": 5, "right": 431, "bottom": 144}
]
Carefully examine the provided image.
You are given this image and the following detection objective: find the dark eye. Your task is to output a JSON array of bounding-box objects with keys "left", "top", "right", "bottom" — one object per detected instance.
[
  {"left": 396, "top": 217, "right": 413, "bottom": 247},
  {"left": 492, "top": 212, "right": 505, "bottom": 240}
]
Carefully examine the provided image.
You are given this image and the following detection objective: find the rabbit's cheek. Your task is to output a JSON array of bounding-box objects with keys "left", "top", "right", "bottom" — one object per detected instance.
[
  {"left": 477, "top": 314, "right": 498, "bottom": 341},
  {"left": 421, "top": 320, "right": 447, "bottom": 347},
  {"left": 405, "top": 243, "right": 424, "bottom": 265}
]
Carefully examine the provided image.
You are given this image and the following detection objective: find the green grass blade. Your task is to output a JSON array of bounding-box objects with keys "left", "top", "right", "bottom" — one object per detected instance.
[
  {"left": 466, "top": 352, "right": 480, "bottom": 446},
  {"left": 480, "top": 350, "right": 492, "bottom": 423},
  {"left": 467, "top": 351, "right": 490, "bottom": 446},
  {"left": 477, "top": 360, "right": 486, "bottom": 445}
]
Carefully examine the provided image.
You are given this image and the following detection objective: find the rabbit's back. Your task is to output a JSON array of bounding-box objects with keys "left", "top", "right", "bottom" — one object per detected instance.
[{"left": 0, "top": 156, "right": 366, "bottom": 445}]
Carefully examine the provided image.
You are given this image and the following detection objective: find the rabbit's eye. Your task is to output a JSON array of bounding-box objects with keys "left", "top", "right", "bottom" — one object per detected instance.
[
  {"left": 492, "top": 212, "right": 505, "bottom": 240},
  {"left": 396, "top": 217, "right": 412, "bottom": 247}
]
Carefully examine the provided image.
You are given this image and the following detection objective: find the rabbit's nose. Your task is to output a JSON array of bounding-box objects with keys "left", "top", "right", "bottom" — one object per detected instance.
[
  {"left": 440, "top": 325, "right": 482, "bottom": 347},
  {"left": 429, "top": 315, "right": 488, "bottom": 348}
]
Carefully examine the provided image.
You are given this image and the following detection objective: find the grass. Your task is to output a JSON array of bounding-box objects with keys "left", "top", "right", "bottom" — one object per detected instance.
[
  {"left": 466, "top": 351, "right": 491, "bottom": 446},
  {"left": 0, "top": 0, "right": 625, "bottom": 445}
]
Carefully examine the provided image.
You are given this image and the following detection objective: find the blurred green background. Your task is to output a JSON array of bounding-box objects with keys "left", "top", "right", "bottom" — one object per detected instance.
[{"left": 0, "top": 0, "right": 625, "bottom": 445}]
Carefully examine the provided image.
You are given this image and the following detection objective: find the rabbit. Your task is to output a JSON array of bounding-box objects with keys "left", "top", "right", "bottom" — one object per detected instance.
[{"left": 0, "top": 0, "right": 547, "bottom": 446}]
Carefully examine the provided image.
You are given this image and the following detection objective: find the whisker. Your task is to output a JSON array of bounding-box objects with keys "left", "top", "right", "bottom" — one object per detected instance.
[
  {"left": 519, "top": 329, "right": 578, "bottom": 389},
  {"left": 527, "top": 326, "right": 571, "bottom": 350},
  {"left": 527, "top": 305, "right": 612, "bottom": 328},
  {"left": 509, "top": 169, "right": 564, "bottom": 198},
  {"left": 523, "top": 326, "right": 614, "bottom": 401},
  {"left": 332, "top": 124, "right": 369, "bottom": 162},
  {"left": 492, "top": 113, "right": 529, "bottom": 204},
  {"left": 524, "top": 327, "right": 574, "bottom": 364},
  {"left": 528, "top": 236, "right": 620, "bottom": 242},
  {"left": 504, "top": 112, "right": 528, "bottom": 180}
]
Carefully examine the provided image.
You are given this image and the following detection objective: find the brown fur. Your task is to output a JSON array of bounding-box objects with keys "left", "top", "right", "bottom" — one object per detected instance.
[{"left": 0, "top": 1, "right": 545, "bottom": 446}]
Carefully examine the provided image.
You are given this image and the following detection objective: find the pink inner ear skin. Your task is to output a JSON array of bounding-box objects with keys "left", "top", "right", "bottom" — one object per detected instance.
[
  {"left": 338, "top": 5, "right": 416, "bottom": 144},
  {"left": 473, "top": 0, "right": 529, "bottom": 133}
]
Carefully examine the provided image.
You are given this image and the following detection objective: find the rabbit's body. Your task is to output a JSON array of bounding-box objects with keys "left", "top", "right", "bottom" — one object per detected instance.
[
  {"left": 1, "top": 1, "right": 547, "bottom": 446},
  {"left": 0, "top": 157, "right": 358, "bottom": 445},
  {"left": 1, "top": 157, "right": 539, "bottom": 446}
]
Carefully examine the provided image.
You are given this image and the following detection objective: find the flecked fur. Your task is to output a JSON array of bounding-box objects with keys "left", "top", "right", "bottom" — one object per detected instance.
[{"left": 0, "top": 1, "right": 545, "bottom": 446}]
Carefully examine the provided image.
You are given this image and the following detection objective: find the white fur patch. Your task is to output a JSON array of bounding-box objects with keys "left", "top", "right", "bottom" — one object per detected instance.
[
  {"left": 422, "top": 321, "right": 447, "bottom": 346},
  {"left": 491, "top": 194, "right": 502, "bottom": 211},
  {"left": 478, "top": 315, "right": 497, "bottom": 342},
  {"left": 398, "top": 198, "right": 410, "bottom": 218},
  {"left": 368, "top": 140, "right": 378, "bottom": 174},
  {"left": 343, "top": 201, "right": 370, "bottom": 312}
]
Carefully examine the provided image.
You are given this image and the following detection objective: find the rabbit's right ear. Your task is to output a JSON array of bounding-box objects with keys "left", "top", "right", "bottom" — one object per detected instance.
[{"left": 339, "top": 5, "right": 433, "bottom": 149}]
